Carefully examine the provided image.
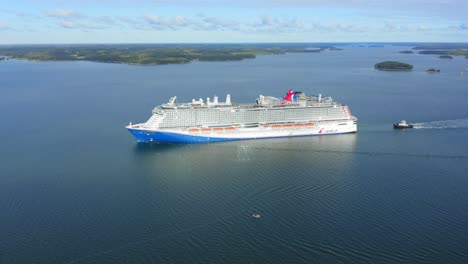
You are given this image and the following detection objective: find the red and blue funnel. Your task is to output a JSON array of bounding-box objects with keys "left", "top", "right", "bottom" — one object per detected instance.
[{"left": 284, "top": 89, "right": 302, "bottom": 102}]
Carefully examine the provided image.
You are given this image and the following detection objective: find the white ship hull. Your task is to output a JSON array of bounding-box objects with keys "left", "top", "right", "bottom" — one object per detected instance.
[{"left": 127, "top": 119, "right": 357, "bottom": 143}]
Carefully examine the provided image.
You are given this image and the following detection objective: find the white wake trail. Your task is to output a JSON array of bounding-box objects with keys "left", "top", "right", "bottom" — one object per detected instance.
[{"left": 412, "top": 118, "right": 468, "bottom": 129}]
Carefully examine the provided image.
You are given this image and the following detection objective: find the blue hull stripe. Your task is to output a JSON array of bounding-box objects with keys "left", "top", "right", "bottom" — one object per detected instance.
[
  {"left": 128, "top": 128, "right": 356, "bottom": 143},
  {"left": 128, "top": 129, "right": 233, "bottom": 143}
]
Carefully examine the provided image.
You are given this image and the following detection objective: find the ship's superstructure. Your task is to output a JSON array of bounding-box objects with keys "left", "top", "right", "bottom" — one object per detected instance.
[{"left": 127, "top": 90, "right": 357, "bottom": 143}]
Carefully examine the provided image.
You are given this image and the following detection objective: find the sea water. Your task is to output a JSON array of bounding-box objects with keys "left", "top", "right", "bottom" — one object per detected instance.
[{"left": 1, "top": 45, "right": 468, "bottom": 263}]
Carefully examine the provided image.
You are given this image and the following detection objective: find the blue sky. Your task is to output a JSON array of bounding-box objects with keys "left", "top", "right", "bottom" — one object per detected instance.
[{"left": 1, "top": 0, "right": 467, "bottom": 44}]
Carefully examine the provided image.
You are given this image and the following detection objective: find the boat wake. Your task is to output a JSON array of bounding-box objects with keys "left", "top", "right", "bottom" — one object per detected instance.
[{"left": 413, "top": 118, "right": 468, "bottom": 129}]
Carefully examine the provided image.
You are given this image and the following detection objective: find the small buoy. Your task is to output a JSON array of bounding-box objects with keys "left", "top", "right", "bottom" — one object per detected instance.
[{"left": 252, "top": 213, "right": 261, "bottom": 219}]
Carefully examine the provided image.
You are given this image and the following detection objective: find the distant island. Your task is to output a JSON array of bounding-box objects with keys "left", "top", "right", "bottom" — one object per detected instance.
[
  {"left": 399, "top": 50, "right": 414, "bottom": 54},
  {"left": 412, "top": 44, "right": 468, "bottom": 50},
  {"left": 418, "top": 50, "right": 449, "bottom": 55},
  {"left": 0, "top": 44, "right": 340, "bottom": 65},
  {"left": 439, "top": 55, "right": 453, "bottom": 59},
  {"left": 374, "top": 61, "right": 413, "bottom": 71},
  {"left": 413, "top": 44, "right": 468, "bottom": 58}
]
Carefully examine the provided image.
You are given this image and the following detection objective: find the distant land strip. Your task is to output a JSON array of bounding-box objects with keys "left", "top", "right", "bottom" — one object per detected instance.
[
  {"left": 0, "top": 44, "right": 341, "bottom": 65},
  {"left": 411, "top": 43, "right": 468, "bottom": 57}
]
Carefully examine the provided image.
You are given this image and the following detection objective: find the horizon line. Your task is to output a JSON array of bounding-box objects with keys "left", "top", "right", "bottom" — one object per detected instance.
[{"left": 2, "top": 41, "right": 468, "bottom": 46}]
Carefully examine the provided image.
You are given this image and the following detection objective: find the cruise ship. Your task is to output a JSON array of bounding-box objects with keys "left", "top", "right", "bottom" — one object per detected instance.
[{"left": 126, "top": 90, "right": 357, "bottom": 143}]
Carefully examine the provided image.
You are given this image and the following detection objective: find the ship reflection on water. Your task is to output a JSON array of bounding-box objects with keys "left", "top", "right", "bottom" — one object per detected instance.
[{"left": 132, "top": 133, "right": 358, "bottom": 183}]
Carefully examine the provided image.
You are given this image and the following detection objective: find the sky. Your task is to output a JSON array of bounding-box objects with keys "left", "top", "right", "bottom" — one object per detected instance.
[{"left": 0, "top": 0, "right": 468, "bottom": 44}]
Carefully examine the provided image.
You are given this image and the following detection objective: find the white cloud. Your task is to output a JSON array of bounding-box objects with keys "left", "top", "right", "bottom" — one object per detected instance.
[
  {"left": 278, "top": 18, "right": 303, "bottom": 30},
  {"left": 174, "top": 16, "right": 187, "bottom": 26},
  {"left": 201, "top": 16, "right": 239, "bottom": 30},
  {"left": 143, "top": 14, "right": 189, "bottom": 30},
  {"left": 252, "top": 16, "right": 304, "bottom": 33},
  {"left": 417, "top": 25, "right": 429, "bottom": 31},
  {"left": 47, "top": 9, "right": 83, "bottom": 19},
  {"left": 145, "top": 14, "right": 162, "bottom": 25},
  {"left": 139, "top": 14, "right": 240, "bottom": 31},
  {"left": 29, "top": 8, "right": 466, "bottom": 42},
  {"left": 334, "top": 23, "right": 366, "bottom": 33},
  {"left": 61, "top": 20, "right": 99, "bottom": 29},
  {"left": 381, "top": 21, "right": 413, "bottom": 32}
]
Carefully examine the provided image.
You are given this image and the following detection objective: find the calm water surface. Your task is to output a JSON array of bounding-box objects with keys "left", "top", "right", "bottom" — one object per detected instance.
[{"left": 1, "top": 46, "right": 468, "bottom": 263}]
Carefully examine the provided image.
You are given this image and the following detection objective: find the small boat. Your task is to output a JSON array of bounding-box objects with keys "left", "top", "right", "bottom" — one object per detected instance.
[
  {"left": 252, "top": 213, "right": 261, "bottom": 219},
  {"left": 426, "top": 68, "right": 440, "bottom": 73},
  {"left": 393, "top": 120, "right": 414, "bottom": 129}
]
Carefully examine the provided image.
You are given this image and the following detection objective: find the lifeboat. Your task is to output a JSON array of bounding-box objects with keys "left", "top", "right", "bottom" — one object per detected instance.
[
  {"left": 189, "top": 128, "right": 200, "bottom": 133},
  {"left": 213, "top": 128, "right": 224, "bottom": 132},
  {"left": 305, "top": 123, "right": 315, "bottom": 127},
  {"left": 200, "top": 128, "right": 211, "bottom": 133},
  {"left": 283, "top": 124, "right": 293, "bottom": 128},
  {"left": 294, "top": 123, "right": 305, "bottom": 127},
  {"left": 225, "top": 127, "right": 236, "bottom": 131},
  {"left": 272, "top": 124, "right": 282, "bottom": 129}
]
